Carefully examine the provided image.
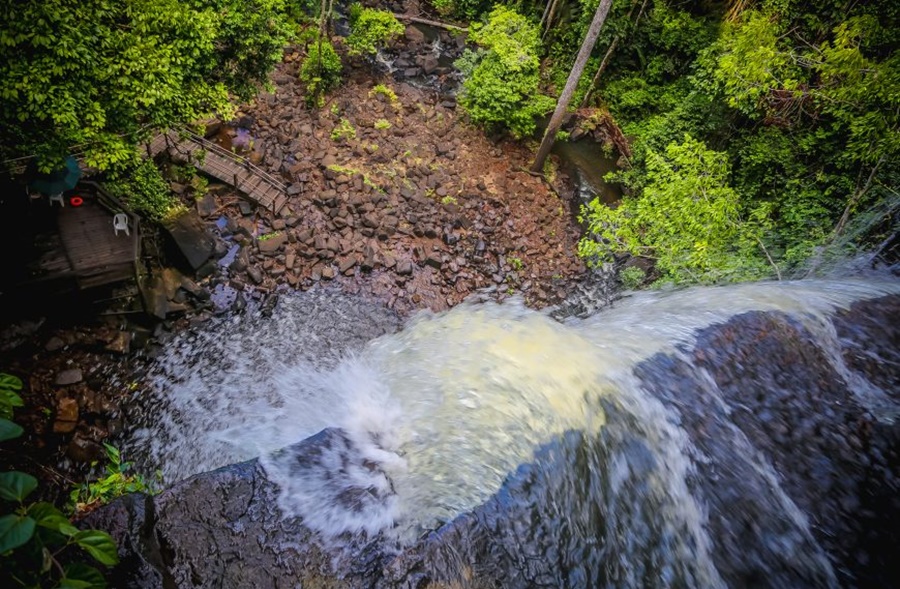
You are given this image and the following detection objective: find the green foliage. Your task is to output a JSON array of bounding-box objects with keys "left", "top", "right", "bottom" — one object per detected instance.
[
  {"left": 430, "top": 0, "right": 493, "bottom": 20},
  {"left": 0, "top": 373, "right": 119, "bottom": 588},
  {"left": 331, "top": 118, "right": 357, "bottom": 142},
  {"left": 300, "top": 36, "right": 343, "bottom": 108},
  {"left": 69, "top": 444, "right": 156, "bottom": 516},
  {"left": 257, "top": 231, "right": 282, "bottom": 242},
  {"left": 374, "top": 119, "right": 392, "bottom": 130},
  {"left": 346, "top": 6, "right": 404, "bottom": 56},
  {"left": 105, "top": 159, "right": 183, "bottom": 222},
  {"left": 579, "top": 136, "right": 769, "bottom": 284},
  {"left": 369, "top": 84, "right": 399, "bottom": 106},
  {"left": 0, "top": 0, "right": 290, "bottom": 171},
  {"left": 456, "top": 7, "right": 554, "bottom": 138},
  {"left": 589, "top": 0, "right": 899, "bottom": 281},
  {"left": 619, "top": 266, "right": 646, "bottom": 290}
]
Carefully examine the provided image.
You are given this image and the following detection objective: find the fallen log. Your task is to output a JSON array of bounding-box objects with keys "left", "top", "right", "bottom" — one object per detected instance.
[{"left": 393, "top": 13, "right": 468, "bottom": 32}]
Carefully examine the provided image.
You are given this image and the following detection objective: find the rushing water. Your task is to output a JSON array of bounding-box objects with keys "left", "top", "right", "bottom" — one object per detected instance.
[{"left": 126, "top": 279, "right": 899, "bottom": 586}]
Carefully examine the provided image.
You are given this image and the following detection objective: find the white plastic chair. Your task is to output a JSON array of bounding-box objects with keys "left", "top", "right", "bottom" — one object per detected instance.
[
  {"left": 113, "top": 213, "right": 130, "bottom": 236},
  {"left": 49, "top": 193, "right": 64, "bottom": 207}
]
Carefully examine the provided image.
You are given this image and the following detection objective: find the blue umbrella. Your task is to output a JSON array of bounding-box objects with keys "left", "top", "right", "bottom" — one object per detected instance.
[{"left": 27, "top": 155, "right": 82, "bottom": 195}]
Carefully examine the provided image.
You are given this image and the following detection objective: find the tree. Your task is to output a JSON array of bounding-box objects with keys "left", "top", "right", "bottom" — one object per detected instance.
[
  {"left": 578, "top": 135, "right": 771, "bottom": 284},
  {"left": 346, "top": 5, "right": 404, "bottom": 56},
  {"left": 0, "top": 0, "right": 289, "bottom": 171},
  {"left": 531, "top": 0, "right": 615, "bottom": 172},
  {"left": 456, "top": 7, "right": 554, "bottom": 138}
]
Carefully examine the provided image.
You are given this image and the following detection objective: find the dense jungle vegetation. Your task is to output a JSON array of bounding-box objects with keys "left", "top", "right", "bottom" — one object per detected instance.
[
  {"left": 454, "top": 0, "right": 899, "bottom": 284},
  {"left": 2, "top": 0, "right": 897, "bottom": 285}
]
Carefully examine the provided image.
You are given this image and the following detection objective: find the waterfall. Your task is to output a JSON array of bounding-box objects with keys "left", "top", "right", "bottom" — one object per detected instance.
[{"left": 124, "top": 278, "right": 900, "bottom": 588}]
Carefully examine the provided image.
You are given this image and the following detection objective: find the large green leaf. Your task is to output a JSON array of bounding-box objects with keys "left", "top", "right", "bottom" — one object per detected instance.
[
  {"left": 73, "top": 530, "right": 119, "bottom": 566},
  {"left": 0, "top": 373, "right": 23, "bottom": 391},
  {"left": 0, "top": 388, "right": 23, "bottom": 419},
  {"left": 0, "top": 513, "right": 36, "bottom": 552},
  {"left": 0, "top": 471, "right": 38, "bottom": 502},
  {"left": 58, "top": 562, "right": 107, "bottom": 589},
  {"left": 27, "top": 502, "right": 70, "bottom": 532},
  {"left": 0, "top": 418, "right": 23, "bottom": 442}
]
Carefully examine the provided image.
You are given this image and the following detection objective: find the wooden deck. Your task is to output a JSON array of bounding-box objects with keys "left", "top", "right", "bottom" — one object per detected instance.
[
  {"left": 148, "top": 129, "right": 288, "bottom": 214},
  {"left": 29, "top": 198, "right": 139, "bottom": 290}
]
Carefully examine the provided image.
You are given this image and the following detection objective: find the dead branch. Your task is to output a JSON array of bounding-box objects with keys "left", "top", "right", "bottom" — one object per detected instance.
[{"left": 393, "top": 14, "right": 468, "bottom": 32}]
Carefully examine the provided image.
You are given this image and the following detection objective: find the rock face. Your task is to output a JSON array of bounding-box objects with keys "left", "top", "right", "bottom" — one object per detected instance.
[{"left": 86, "top": 295, "right": 900, "bottom": 588}]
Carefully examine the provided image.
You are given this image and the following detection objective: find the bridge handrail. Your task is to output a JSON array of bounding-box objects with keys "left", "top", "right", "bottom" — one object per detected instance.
[{"left": 173, "top": 128, "right": 287, "bottom": 191}]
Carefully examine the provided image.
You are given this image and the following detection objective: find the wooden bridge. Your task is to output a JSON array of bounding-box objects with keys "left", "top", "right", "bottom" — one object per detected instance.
[{"left": 147, "top": 129, "right": 288, "bottom": 215}]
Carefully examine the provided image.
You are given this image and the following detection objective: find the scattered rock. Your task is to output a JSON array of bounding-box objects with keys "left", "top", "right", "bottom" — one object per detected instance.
[
  {"left": 53, "top": 397, "right": 79, "bottom": 433},
  {"left": 67, "top": 434, "right": 104, "bottom": 463},
  {"left": 55, "top": 368, "right": 83, "bottom": 386},
  {"left": 247, "top": 267, "right": 264, "bottom": 284},
  {"left": 105, "top": 331, "right": 131, "bottom": 355},
  {"left": 339, "top": 257, "right": 357, "bottom": 275},
  {"left": 45, "top": 337, "right": 65, "bottom": 352},
  {"left": 257, "top": 232, "right": 288, "bottom": 254}
]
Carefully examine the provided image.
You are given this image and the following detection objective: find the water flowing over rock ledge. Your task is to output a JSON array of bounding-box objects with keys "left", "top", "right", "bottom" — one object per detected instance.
[{"left": 85, "top": 295, "right": 900, "bottom": 588}]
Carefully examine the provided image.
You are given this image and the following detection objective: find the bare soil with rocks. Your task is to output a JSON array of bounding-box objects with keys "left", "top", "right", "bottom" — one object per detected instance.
[{"left": 203, "top": 46, "right": 586, "bottom": 316}]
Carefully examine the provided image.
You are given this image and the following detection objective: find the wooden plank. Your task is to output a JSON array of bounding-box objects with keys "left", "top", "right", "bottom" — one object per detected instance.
[
  {"left": 272, "top": 195, "right": 287, "bottom": 214},
  {"left": 145, "top": 130, "right": 289, "bottom": 214}
]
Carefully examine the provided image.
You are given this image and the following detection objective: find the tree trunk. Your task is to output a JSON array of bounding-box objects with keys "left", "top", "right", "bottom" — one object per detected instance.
[
  {"left": 531, "top": 0, "right": 615, "bottom": 173},
  {"left": 580, "top": 36, "right": 619, "bottom": 108},
  {"left": 541, "top": 0, "right": 562, "bottom": 40},
  {"left": 581, "top": 0, "right": 647, "bottom": 108}
]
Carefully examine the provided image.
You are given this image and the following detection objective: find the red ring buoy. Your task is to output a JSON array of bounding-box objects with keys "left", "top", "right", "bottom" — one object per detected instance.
[{"left": 70, "top": 196, "right": 84, "bottom": 207}]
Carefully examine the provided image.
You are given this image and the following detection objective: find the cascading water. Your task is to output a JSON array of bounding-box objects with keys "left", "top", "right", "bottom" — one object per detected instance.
[{"left": 125, "top": 279, "right": 900, "bottom": 588}]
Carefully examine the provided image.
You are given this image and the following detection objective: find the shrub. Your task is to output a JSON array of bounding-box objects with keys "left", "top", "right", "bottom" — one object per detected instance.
[
  {"left": 106, "top": 159, "right": 183, "bottom": 221},
  {"left": 619, "top": 266, "right": 646, "bottom": 290},
  {"left": 299, "top": 36, "right": 342, "bottom": 107},
  {"left": 330, "top": 118, "right": 356, "bottom": 141},
  {"left": 578, "top": 135, "right": 770, "bottom": 284},
  {"left": 369, "top": 83, "right": 399, "bottom": 107},
  {"left": 456, "top": 7, "right": 554, "bottom": 138},
  {"left": 69, "top": 444, "right": 156, "bottom": 516},
  {"left": 346, "top": 6, "right": 404, "bottom": 56}
]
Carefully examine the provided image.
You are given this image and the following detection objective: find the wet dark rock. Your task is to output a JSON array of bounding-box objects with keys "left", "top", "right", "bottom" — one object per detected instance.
[
  {"left": 55, "top": 368, "right": 83, "bottom": 386},
  {"left": 196, "top": 193, "right": 218, "bottom": 217},
  {"left": 67, "top": 433, "right": 104, "bottom": 463},
  {"left": 231, "top": 292, "right": 247, "bottom": 313},
  {"left": 238, "top": 201, "right": 254, "bottom": 216},
  {"left": 164, "top": 211, "right": 216, "bottom": 271},
  {"left": 45, "top": 336, "right": 66, "bottom": 352}
]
